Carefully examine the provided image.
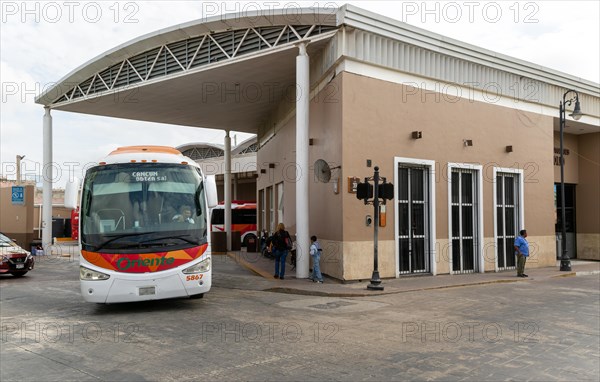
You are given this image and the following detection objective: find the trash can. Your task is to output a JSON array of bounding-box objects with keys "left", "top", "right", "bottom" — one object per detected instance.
[
  {"left": 211, "top": 232, "right": 227, "bottom": 253},
  {"left": 231, "top": 231, "right": 241, "bottom": 251},
  {"left": 30, "top": 240, "right": 42, "bottom": 255},
  {"left": 246, "top": 236, "right": 257, "bottom": 252}
]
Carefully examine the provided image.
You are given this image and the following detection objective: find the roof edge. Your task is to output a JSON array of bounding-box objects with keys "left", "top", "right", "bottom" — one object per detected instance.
[{"left": 339, "top": 4, "right": 599, "bottom": 94}]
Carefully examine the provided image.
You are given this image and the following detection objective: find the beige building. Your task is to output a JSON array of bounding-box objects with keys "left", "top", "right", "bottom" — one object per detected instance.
[
  {"left": 33, "top": 5, "right": 599, "bottom": 280},
  {"left": 253, "top": 7, "right": 600, "bottom": 280},
  {"left": 0, "top": 180, "right": 72, "bottom": 248}
]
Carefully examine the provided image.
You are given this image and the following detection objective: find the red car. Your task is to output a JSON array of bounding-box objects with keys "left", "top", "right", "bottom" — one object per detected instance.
[{"left": 0, "top": 232, "right": 34, "bottom": 277}]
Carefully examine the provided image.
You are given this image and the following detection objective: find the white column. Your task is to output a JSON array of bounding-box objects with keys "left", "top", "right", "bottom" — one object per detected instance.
[
  {"left": 296, "top": 42, "right": 310, "bottom": 279},
  {"left": 224, "top": 131, "right": 232, "bottom": 251},
  {"left": 42, "top": 107, "right": 53, "bottom": 250},
  {"left": 16, "top": 155, "right": 24, "bottom": 185}
]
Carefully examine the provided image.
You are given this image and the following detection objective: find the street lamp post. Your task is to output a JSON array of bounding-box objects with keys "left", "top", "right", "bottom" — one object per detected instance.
[{"left": 558, "top": 90, "right": 582, "bottom": 271}]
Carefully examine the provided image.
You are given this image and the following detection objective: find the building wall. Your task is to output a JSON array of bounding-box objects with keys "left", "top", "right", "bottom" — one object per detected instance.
[
  {"left": 0, "top": 184, "right": 35, "bottom": 248},
  {"left": 256, "top": 75, "right": 344, "bottom": 277},
  {"left": 339, "top": 71, "right": 556, "bottom": 280},
  {"left": 1, "top": 182, "right": 76, "bottom": 249},
  {"left": 216, "top": 182, "right": 257, "bottom": 202},
  {"left": 256, "top": 71, "right": 595, "bottom": 281},
  {"left": 553, "top": 132, "right": 579, "bottom": 184},
  {"left": 576, "top": 132, "right": 600, "bottom": 260},
  {"left": 257, "top": 115, "right": 298, "bottom": 234}
]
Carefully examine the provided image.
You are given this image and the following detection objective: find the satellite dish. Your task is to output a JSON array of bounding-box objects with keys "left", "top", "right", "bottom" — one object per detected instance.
[{"left": 314, "top": 159, "right": 331, "bottom": 183}]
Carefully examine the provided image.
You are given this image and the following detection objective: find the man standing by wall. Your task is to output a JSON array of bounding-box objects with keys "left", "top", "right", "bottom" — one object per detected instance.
[{"left": 514, "top": 229, "right": 529, "bottom": 277}]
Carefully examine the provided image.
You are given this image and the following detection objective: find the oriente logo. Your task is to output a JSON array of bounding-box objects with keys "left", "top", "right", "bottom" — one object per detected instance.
[{"left": 116, "top": 257, "right": 175, "bottom": 271}]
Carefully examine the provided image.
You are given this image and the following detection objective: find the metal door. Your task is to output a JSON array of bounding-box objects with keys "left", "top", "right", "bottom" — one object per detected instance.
[
  {"left": 555, "top": 184, "right": 577, "bottom": 259},
  {"left": 398, "top": 166, "right": 430, "bottom": 274},
  {"left": 497, "top": 173, "right": 520, "bottom": 270},
  {"left": 451, "top": 169, "right": 478, "bottom": 273}
]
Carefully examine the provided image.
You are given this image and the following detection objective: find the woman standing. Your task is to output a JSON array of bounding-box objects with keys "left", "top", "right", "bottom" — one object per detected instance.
[{"left": 272, "top": 223, "right": 292, "bottom": 280}]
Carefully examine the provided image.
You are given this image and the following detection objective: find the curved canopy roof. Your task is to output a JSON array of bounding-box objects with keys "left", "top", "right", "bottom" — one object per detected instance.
[
  {"left": 35, "top": 8, "right": 339, "bottom": 133},
  {"left": 176, "top": 136, "right": 258, "bottom": 161}
]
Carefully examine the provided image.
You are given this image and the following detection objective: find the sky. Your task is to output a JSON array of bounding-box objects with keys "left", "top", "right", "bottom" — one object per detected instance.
[{"left": 1, "top": 0, "right": 599, "bottom": 187}]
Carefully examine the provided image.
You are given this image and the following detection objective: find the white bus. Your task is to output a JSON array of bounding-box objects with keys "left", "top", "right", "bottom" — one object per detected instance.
[{"left": 65, "top": 146, "right": 218, "bottom": 303}]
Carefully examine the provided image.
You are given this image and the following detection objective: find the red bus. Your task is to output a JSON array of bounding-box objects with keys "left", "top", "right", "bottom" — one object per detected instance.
[{"left": 210, "top": 201, "right": 257, "bottom": 247}]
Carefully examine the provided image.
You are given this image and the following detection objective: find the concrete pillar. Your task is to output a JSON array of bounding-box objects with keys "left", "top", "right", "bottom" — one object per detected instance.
[
  {"left": 16, "top": 155, "right": 25, "bottom": 185},
  {"left": 295, "top": 42, "right": 310, "bottom": 279},
  {"left": 42, "top": 108, "right": 53, "bottom": 250},
  {"left": 224, "top": 131, "right": 232, "bottom": 251}
]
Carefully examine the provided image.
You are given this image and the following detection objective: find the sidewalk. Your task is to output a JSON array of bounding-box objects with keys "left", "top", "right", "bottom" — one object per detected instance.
[{"left": 227, "top": 250, "right": 600, "bottom": 297}]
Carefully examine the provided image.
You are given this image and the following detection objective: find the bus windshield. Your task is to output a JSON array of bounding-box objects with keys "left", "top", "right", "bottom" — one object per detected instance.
[{"left": 80, "top": 163, "right": 207, "bottom": 252}]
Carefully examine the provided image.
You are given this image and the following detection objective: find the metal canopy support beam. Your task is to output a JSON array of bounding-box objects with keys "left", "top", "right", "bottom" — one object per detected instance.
[
  {"left": 224, "top": 131, "right": 232, "bottom": 251},
  {"left": 42, "top": 108, "right": 53, "bottom": 250},
  {"left": 295, "top": 42, "right": 310, "bottom": 279}
]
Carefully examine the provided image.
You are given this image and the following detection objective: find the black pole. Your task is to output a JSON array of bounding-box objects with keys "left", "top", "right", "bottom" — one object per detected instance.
[
  {"left": 368, "top": 166, "right": 384, "bottom": 290},
  {"left": 559, "top": 96, "right": 571, "bottom": 271}
]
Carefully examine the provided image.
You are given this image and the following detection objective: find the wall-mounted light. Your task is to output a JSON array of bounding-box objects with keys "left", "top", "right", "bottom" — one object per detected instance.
[
  {"left": 506, "top": 145, "right": 513, "bottom": 153},
  {"left": 463, "top": 139, "right": 473, "bottom": 147},
  {"left": 412, "top": 131, "right": 422, "bottom": 139},
  {"left": 309, "top": 138, "right": 314, "bottom": 146}
]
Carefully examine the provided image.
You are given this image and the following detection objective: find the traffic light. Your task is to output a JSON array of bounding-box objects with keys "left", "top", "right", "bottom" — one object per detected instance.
[
  {"left": 356, "top": 182, "right": 373, "bottom": 201},
  {"left": 378, "top": 183, "right": 394, "bottom": 200}
]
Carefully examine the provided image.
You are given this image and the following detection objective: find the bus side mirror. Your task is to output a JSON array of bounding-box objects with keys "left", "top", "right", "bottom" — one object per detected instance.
[
  {"left": 205, "top": 175, "right": 218, "bottom": 208},
  {"left": 64, "top": 177, "right": 80, "bottom": 210}
]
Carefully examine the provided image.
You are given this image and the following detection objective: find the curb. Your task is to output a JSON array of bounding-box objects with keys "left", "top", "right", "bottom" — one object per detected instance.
[
  {"left": 227, "top": 252, "right": 600, "bottom": 297},
  {"left": 575, "top": 270, "right": 600, "bottom": 277},
  {"left": 552, "top": 272, "right": 577, "bottom": 278},
  {"left": 551, "top": 270, "right": 600, "bottom": 278},
  {"left": 226, "top": 252, "right": 274, "bottom": 279},
  {"left": 264, "top": 279, "right": 520, "bottom": 297}
]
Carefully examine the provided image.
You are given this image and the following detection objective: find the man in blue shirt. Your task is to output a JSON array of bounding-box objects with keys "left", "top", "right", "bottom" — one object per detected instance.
[{"left": 514, "top": 229, "right": 529, "bottom": 277}]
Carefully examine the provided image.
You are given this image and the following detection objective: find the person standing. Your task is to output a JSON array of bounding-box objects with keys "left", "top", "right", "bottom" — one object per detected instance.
[
  {"left": 514, "top": 229, "right": 529, "bottom": 277},
  {"left": 272, "top": 223, "right": 292, "bottom": 280},
  {"left": 309, "top": 235, "right": 323, "bottom": 283}
]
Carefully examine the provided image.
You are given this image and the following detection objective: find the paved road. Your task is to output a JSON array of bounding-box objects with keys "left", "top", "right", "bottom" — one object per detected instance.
[{"left": 1, "top": 256, "right": 599, "bottom": 381}]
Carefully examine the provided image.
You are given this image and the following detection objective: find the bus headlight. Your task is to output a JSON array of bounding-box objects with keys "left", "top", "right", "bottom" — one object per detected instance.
[
  {"left": 80, "top": 266, "right": 110, "bottom": 281},
  {"left": 182, "top": 257, "right": 211, "bottom": 274}
]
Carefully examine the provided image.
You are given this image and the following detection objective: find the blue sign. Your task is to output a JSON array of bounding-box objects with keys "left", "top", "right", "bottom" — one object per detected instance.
[{"left": 11, "top": 186, "right": 24, "bottom": 205}]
